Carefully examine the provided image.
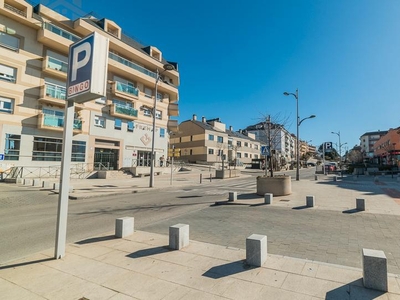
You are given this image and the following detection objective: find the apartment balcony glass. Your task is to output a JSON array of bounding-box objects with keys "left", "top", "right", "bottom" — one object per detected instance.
[
  {"left": 114, "top": 104, "right": 138, "bottom": 118},
  {"left": 47, "top": 57, "right": 68, "bottom": 73},
  {"left": 115, "top": 81, "right": 139, "bottom": 97},
  {"left": 43, "top": 22, "right": 80, "bottom": 42},
  {"left": 45, "top": 83, "right": 66, "bottom": 100},
  {"left": 43, "top": 114, "right": 82, "bottom": 130},
  {"left": 108, "top": 52, "right": 157, "bottom": 80}
]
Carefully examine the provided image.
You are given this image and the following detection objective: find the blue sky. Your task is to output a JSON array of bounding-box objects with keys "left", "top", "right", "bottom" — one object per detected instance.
[{"left": 43, "top": 0, "right": 400, "bottom": 151}]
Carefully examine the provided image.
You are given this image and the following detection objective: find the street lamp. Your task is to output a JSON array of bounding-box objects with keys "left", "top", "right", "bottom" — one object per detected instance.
[
  {"left": 284, "top": 89, "right": 315, "bottom": 181},
  {"left": 149, "top": 63, "right": 175, "bottom": 188},
  {"left": 331, "top": 131, "right": 342, "bottom": 166}
]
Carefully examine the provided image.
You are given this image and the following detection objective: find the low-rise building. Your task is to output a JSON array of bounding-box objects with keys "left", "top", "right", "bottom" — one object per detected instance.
[
  {"left": 360, "top": 130, "right": 388, "bottom": 161},
  {"left": 373, "top": 128, "right": 400, "bottom": 166}
]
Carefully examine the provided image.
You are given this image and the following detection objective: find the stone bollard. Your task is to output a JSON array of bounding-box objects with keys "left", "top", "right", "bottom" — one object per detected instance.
[
  {"left": 228, "top": 192, "right": 237, "bottom": 202},
  {"left": 42, "top": 181, "right": 55, "bottom": 189},
  {"left": 362, "top": 248, "right": 388, "bottom": 292},
  {"left": 306, "top": 195, "right": 315, "bottom": 207},
  {"left": 333, "top": 176, "right": 337, "bottom": 182},
  {"left": 264, "top": 193, "right": 273, "bottom": 204},
  {"left": 314, "top": 175, "right": 318, "bottom": 181},
  {"left": 33, "top": 179, "right": 42, "bottom": 187},
  {"left": 246, "top": 234, "right": 267, "bottom": 267},
  {"left": 24, "top": 179, "right": 32, "bottom": 186},
  {"left": 169, "top": 224, "right": 189, "bottom": 250},
  {"left": 115, "top": 217, "right": 134, "bottom": 238},
  {"left": 356, "top": 198, "right": 365, "bottom": 211}
]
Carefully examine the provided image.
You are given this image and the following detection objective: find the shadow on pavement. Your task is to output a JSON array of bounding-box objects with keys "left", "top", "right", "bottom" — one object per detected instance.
[
  {"left": 75, "top": 235, "right": 117, "bottom": 245},
  {"left": 342, "top": 209, "right": 361, "bottom": 214},
  {"left": 237, "top": 193, "right": 260, "bottom": 200},
  {"left": 0, "top": 257, "right": 54, "bottom": 270},
  {"left": 325, "top": 278, "right": 386, "bottom": 300},
  {"left": 202, "top": 260, "right": 253, "bottom": 279},
  {"left": 127, "top": 246, "right": 171, "bottom": 258},
  {"left": 292, "top": 205, "right": 310, "bottom": 210}
]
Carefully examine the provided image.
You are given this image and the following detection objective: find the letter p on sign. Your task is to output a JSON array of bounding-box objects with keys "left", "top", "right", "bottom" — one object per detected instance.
[{"left": 71, "top": 42, "right": 91, "bottom": 81}]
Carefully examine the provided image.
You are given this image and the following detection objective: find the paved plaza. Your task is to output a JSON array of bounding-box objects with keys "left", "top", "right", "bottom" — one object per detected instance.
[{"left": 1, "top": 170, "right": 400, "bottom": 299}]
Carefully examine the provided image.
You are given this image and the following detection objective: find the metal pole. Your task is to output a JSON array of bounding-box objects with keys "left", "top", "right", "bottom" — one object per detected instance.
[
  {"left": 55, "top": 100, "right": 74, "bottom": 259},
  {"left": 200, "top": 174, "right": 202, "bottom": 184},
  {"left": 149, "top": 70, "right": 159, "bottom": 187},
  {"left": 296, "top": 89, "right": 300, "bottom": 181},
  {"left": 323, "top": 142, "right": 326, "bottom": 175},
  {"left": 338, "top": 131, "right": 341, "bottom": 167}
]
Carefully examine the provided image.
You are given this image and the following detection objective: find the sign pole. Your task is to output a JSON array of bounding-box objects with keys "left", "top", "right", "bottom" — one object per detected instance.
[
  {"left": 323, "top": 143, "right": 326, "bottom": 175},
  {"left": 54, "top": 99, "right": 75, "bottom": 259}
]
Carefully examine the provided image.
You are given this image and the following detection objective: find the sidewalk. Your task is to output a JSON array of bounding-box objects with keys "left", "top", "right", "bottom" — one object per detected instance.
[{"left": 1, "top": 230, "right": 400, "bottom": 300}]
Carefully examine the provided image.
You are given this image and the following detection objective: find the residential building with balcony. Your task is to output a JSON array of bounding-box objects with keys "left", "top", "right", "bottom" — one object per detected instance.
[
  {"left": 0, "top": 0, "right": 179, "bottom": 172},
  {"left": 360, "top": 130, "right": 387, "bottom": 161},
  {"left": 372, "top": 128, "right": 400, "bottom": 166},
  {"left": 244, "top": 122, "right": 296, "bottom": 167},
  {"left": 170, "top": 115, "right": 262, "bottom": 165}
]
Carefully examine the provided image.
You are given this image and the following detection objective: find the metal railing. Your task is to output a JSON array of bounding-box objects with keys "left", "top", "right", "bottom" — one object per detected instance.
[
  {"left": 114, "top": 104, "right": 138, "bottom": 118},
  {"left": 43, "top": 22, "right": 80, "bottom": 42},
  {"left": 45, "top": 83, "right": 66, "bottom": 100},
  {"left": 47, "top": 57, "right": 68, "bottom": 73},
  {"left": 42, "top": 114, "right": 82, "bottom": 130},
  {"left": 4, "top": 3, "right": 27, "bottom": 17},
  {"left": 108, "top": 52, "right": 157, "bottom": 79},
  {"left": 115, "top": 81, "right": 139, "bottom": 96}
]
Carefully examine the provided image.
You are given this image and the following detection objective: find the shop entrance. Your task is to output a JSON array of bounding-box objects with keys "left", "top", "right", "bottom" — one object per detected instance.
[{"left": 94, "top": 148, "right": 119, "bottom": 170}]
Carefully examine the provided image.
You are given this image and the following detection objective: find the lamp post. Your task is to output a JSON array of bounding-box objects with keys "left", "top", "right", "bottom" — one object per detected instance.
[
  {"left": 284, "top": 89, "right": 315, "bottom": 181},
  {"left": 331, "top": 131, "right": 341, "bottom": 166},
  {"left": 149, "top": 63, "right": 175, "bottom": 188}
]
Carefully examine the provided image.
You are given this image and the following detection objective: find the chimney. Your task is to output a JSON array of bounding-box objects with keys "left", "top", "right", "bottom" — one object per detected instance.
[
  {"left": 192, "top": 114, "right": 197, "bottom": 121},
  {"left": 202, "top": 116, "right": 206, "bottom": 123},
  {"left": 229, "top": 126, "right": 233, "bottom": 131}
]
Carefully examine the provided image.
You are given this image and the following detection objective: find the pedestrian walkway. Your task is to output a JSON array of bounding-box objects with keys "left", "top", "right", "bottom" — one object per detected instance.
[{"left": 1, "top": 230, "right": 400, "bottom": 299}]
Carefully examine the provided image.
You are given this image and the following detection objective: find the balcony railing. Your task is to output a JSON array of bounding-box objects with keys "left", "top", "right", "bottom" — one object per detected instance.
[
  {"left": 47, "top": 57, "right": 68, "bottom": 73},
  {"left": 114, "top": 104, "right": 138, "bottom": 118},
  {"left": 4, "top": 3, "right": 27, "bottom": 17},
  {"left": 115, "top": 81, "right": 139, "bottom": 97},
  {"left": 43, "top": 114, "right": 82, "bottom": 129},
  {"left": 45, "top": 83, "right": 66, "bottom": 100},
  {"left": 108, "top": 52, "right": 157, "bottom": 80},
  {"left": 43, "top": 22, "right": 80, "bottom": 42}
]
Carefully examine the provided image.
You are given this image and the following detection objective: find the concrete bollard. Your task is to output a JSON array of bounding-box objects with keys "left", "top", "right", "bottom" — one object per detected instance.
[
  {"left": 306, "top": 195, "right": 315, "bottom": 207},
  {"left": 42, "top": 181, "right": 55, "bottom": 189},
  {"left": 24, "top": 179, "right": 32, "bottom": 186},
  {"left": 169, "top": 224, "right": 189, "bottom": 250},
  {"left": 33, "top": 179, "right": 42, "bottom": 187},
  {"left": 362, "top": 248, "right": 388, "bottom": 292},
  {"left": 356, "top": 198, "right": 365, "bottom": 211},
  {"left": 228, "top": 192, "right": 237, "bottom": 202},
  {"left": 333, "top": 176, "right": 337, "bottom": 182},
  {"left": 264, "top": 193, "right": 273, "bottom": 204},
  {"left": 115, "top": 217, "right": 134, "bottom": 238},
  {"left": 246, "top": 234, "right": 267, "bottom": 267},
  {"left": 314, "top": 175, "right": 318, "bottom": 181}
]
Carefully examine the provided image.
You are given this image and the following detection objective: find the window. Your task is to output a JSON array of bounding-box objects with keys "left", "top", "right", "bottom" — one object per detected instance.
[
  {"left": 143, "top": 108, "right": 151, "bottom": 117},
  {"left": 237, "top": 152, "right": 242, "bottom": 158},
  {"left": 244, "top": 142, "right": 248, "bottom": 147},
  {"left": 208, "top": 148, "right": 214, "bottom": 155},
  {"left": 190, "top": 135, "right": 193, "bottom": 141},
  {"left": 112, "top": 99, "right": 132, "bottom": 107},
  {"left": 244, "top": 153, "right": 248, "bottom": 158},
  {"left": 0, "top": 64, "right": 16, "bottom": 83},
  {"left": 217, "top": 136, "right": 223, "bottom": 143},
  {"left": 32, "top": 137, "right": 86, "bottom": 162},
  {"left": 237, "top": 141, "right": 242, "bottom": 147},
  {"left": 190, "top": 149, "right": 193, "bottom": 155},
  {"left": 157, "top": 92, "right": 163, "bottom": 101},
  {"left": 144, "top": 87, "right": 152, "bottom": 98},
  {"left": 42, "top": 108, "right": 64, "bottom": 127},
  {"left": 4, "top": 134, "right": 20, "bottom": 160},
  {"left": 217, "top": 150, "right": 222, "bottom": 156},
  {"left": 160, "top": 128, "right": 165, "bottom": 138},
  {"left": 255, "top": 154, "right": 259, "bottom": 159},
  {"left": 0, "top": 96, "right": 14, "bottom": 114},
  {"left": 127, "top": 121, "right": 134, "bottom": 132},
  {"left": 94, "top": 116, "right": 105, "bottom": 128},
  {"left": 208, "top": 134, "right": 214, "bottom": 141},
  {"left": 254, "top": 145, "right": 259, "bottom": 150},
  {"left": 0, "top": 32, "right": 20, "bottom": 51},
  {"left": 156, "top": 110, "right": 162, "bottom": 119},
  {"left": 114, "top": 118, "right": 122, "bottom": 130}
]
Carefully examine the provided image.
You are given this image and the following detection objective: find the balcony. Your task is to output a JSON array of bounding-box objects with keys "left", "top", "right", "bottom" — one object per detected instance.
[
  {"left": 38, "top": 22, "right": 80, "bottom": 52},
  {"left": 4, "top": 2, "right": 26, "bottom": 17},
  {"left": 167, "top": 119, "right": 179, "bottom": 132},
  {"left": 108, "top": 52, "right": 157, "bottom": 79},
  {"left": 109, "top": 103, "right": 138, "bottom": 121},
  {"left": 38, "top": 113, "right": 82, "bottom": 132},
  {"left": 42, "top": 56, "right": 68, "bottom": 79},
  {"left": 168, "top": 103, "right": 179, "bottom": 117},
  {"left": 110, "top": 81, "right": 139, "bottom": 100}
]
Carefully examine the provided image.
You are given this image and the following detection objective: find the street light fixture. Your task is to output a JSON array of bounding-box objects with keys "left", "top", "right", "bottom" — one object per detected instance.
[
  {"left": 149, "top": 63, "right": 175, "bottom": 188},
  {"left": 284, "top": 89, "right": 315, "bottom": 181},
  {"left": 331, "top": 131, "right": 342, "bottom": 166}
]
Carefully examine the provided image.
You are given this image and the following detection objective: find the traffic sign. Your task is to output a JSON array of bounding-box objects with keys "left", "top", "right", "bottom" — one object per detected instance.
[
  {"left": 260, "top": 146, "right": 270, "bottom": 156},
  {"left": 0, "top": 154, "right": 4, "bottom": 160},
  {"left": 324, "top": 142, "right": 332, "bottom": 152}
]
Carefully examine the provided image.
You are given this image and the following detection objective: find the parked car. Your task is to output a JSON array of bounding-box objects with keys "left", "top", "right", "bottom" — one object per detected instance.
[{"left": 324, "top": 162, "right": 337, "bottom": 171}]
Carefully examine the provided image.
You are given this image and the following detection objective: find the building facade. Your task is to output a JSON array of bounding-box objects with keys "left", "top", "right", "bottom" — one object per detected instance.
[
  {"left": 372, "top": 128, "right": 400, "bottom": 166},
  {"left": 170, "top": 115, "right": 262, "bottom": 165},
  {"left": 359, "top": 130, "right": 387, "bottom": 161},
  {"left": 0, "top": 0, "right": 179, "bottom": 173}
]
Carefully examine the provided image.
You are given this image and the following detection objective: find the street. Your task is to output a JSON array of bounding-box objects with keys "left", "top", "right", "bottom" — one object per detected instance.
[{"left": 2, "top": 167, "right": 400, "bottom": 275}]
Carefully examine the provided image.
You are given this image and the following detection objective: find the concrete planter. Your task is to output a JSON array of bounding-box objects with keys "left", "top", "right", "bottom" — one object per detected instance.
[{"left": 256, "top": 176, "right": 292, "bottom": 196}]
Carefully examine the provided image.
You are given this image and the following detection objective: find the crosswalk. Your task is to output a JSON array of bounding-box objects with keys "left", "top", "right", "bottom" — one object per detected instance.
[{"left": 169, "top": 180, "right": 257, "bottom": 196}]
